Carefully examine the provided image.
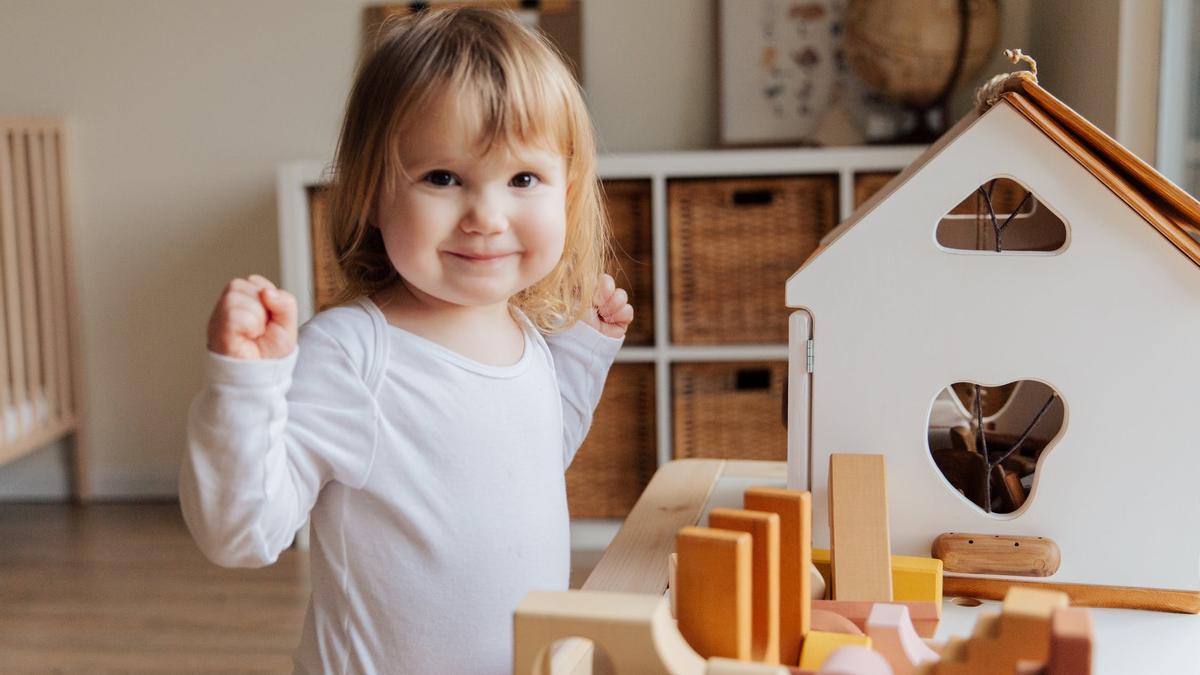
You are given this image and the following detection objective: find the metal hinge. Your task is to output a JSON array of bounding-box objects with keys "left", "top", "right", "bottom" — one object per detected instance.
[{"left": 806, "top": 339, "right": 814, "bottom": 373}]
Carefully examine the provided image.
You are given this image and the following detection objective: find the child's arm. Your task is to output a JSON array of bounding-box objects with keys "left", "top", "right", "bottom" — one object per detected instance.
[
  {"left": 180, "top": 276, "right": 378, "bottom": 567},
  {"left": 546, "top": 274, "right": 632, "bottom": 467}
]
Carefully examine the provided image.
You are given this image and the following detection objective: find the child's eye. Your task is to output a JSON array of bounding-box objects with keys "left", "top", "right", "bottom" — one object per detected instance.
[
  {"left": 422, "top": 170, "right": 459, "bottom": 187},
  {"left": 510, "top": 172, "right": 540, "bottom": 189}
]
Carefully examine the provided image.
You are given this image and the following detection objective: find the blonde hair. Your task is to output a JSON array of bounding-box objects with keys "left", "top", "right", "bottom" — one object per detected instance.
[{"left": 325, "top": 6, "right": 610, "bottom": 333}]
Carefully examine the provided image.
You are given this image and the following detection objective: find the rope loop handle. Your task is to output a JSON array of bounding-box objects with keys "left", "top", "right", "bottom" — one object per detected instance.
[{"left": 974, "top": 48, "right": 1039, "bottom": 113}]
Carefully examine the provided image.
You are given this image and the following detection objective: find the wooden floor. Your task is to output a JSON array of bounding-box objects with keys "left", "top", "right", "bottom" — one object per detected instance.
[{"left": 0, "top": 502, "right": 310, "bottom": 673}]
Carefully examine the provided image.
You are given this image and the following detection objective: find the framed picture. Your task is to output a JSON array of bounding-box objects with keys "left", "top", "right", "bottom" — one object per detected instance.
[{"left": 716, "top": 0, "right": 839, "bottom": 147}]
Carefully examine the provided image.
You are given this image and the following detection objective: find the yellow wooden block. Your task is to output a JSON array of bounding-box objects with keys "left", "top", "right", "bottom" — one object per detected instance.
[
  {"left": 797, "top": 630, "right": 871, "bottom": 670},
  {"left": 812, "top": 549, "right": 943, "bottom": 613}
]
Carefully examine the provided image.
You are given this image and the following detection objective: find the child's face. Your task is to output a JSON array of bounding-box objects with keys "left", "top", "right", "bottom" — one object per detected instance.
[{"left": 376, "top": 96, "right": 568, "bottom": 311}]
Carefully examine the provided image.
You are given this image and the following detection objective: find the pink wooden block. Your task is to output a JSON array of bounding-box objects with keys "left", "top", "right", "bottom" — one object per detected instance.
[
  {"left": 865, "top": 604, "right": 939, "bottom": 675},
  {"left": 817, "top": 646, "right": 894, "bottom": 675}
]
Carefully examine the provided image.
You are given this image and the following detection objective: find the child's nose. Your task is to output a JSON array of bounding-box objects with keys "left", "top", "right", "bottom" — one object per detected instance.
[{"left": 461, "top": 197, "right": 509, "bottom": 236}]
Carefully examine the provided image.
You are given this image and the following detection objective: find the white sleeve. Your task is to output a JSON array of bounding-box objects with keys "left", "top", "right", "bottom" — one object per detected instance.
[
  {"left": 179, "top": 323, "right": 379, "bottom": 568},
  {"left": 544, "top": 321, "right": 624, "bottom": 468}
]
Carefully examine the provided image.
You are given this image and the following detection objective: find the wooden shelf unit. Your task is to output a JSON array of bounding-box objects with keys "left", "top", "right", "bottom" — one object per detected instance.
[{"left": 277, "top": 145, "right": 924, "bottom": 519}]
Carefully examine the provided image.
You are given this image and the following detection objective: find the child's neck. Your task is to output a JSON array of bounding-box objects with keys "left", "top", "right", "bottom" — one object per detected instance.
[{"left": 370, "top": 283, "right": 525, "bottom": 367}]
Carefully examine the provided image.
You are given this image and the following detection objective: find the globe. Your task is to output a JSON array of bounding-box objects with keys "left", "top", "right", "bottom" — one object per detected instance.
[{"left": 843, "top": 0, "right": 999, "bottom": 109}]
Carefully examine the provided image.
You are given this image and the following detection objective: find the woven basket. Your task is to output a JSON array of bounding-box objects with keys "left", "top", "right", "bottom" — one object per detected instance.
[
  {"left": 672, "top": 361, "right": 787, "bottom": 461},
  {"left": 668, "top": 175, "right": 837, "bottom": 344},
  {"left": 853, "top": 171, "right": 899, "bottom": 209},
  {"left": 603, "top": 180, "right": 654, "bottom": 346},
  {"left": 566, "top": 363, "right": 657, "bottom": 518}
]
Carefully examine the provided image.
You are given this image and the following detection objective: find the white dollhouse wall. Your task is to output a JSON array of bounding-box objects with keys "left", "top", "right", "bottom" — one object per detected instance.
[{"left": 785, "top": 100, "right": 1200, "bottom": 592}]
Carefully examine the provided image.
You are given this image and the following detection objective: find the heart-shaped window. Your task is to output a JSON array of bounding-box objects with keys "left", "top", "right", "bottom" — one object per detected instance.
[{"left": 928, "top": 380, "right": 1065, "bottom": 515}]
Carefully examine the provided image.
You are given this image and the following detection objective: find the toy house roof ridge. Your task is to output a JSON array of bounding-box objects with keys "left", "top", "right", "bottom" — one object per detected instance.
[{"left": 802, "top": 81, "right": 1200, "bottom": 271}]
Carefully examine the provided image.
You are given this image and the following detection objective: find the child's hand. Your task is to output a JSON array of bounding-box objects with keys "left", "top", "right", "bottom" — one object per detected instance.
[
  {"left": 584, "top": 273, "right": 633, "bottom": 339},
  {"left": 206, "top": 274, "right": 298, "bottom": 360}
]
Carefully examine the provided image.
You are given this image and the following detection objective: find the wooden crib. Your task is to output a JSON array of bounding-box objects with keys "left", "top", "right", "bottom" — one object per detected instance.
[{"left": 0, "top": 118, "right": 86, "bottom": 500}]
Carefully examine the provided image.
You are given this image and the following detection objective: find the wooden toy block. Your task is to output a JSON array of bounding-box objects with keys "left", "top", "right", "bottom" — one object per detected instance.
[
  {"left": 797, "top": 631, "right": 871, "bottom": 671},
  {"left": 866, "top": 603, "right": 940, "bottom": 674},
  {"left": 810, "top": 609, "right": 864, "bottom": 636},
  {"left": 705, "top": 657, "right": 792, "bottom": 675},
  {"left": 812, "top": 599, "right": 940, "bottom": 638},
  {"left": 828, "top": 454, "right": 892, "bottom": 602},
  {"left": 1047, "top": 607, "right": 1092, "bottom": 675},
  {"left": 677, "top": 526, "right": 753, "bottom": 660},
  {"left": 514, "top": 590, "right": 797, "bottom": 675},
  {"left": 812, "top": 550, "right": 942, "bottom": 614},
  {"left": 817, "top": 646, "right": 894, "bottom": 675},
  {"left": 932, "top": 532, "right": 1061, "bottom": 577},
  {"left": 993, "top": 586, "right": 1069, "bottom": 661},
  {"left": 922, "top": 587, "right": 1072, "bottom": 675},
  {"left": 744, "top": 486, "right": 814, "bottom": 664},
  {"left": 513, "top": 590, "right": 706, "bottom": 674},
  {"left": 710, "top": 508, "right": 782, "bottom": 664}
]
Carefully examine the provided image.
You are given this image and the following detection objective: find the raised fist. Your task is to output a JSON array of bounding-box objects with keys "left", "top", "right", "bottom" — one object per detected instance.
[{"left": 206, "top": 274, "right": 298, "bottom": 360}]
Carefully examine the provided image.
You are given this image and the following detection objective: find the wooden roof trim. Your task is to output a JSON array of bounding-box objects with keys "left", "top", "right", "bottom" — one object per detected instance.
[
  {"left": 1003, "top": 91, "right": 1200, "bottom": 267},
  {"left": 1017, "top": 80, "right": 1200, "bottom": 224}
]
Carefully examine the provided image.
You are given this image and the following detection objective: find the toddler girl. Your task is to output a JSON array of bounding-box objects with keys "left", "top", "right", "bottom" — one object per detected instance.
[{"left": 180, "top": 8, "right": 632, "bottom": 673}]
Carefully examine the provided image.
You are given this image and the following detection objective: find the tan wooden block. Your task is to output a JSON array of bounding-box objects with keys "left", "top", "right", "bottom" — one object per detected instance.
[
  {"left": 676, "top": 526, "right": 752, "bottom": 660},
  {"left": 1048, "top": 607, "right": 1093, "bottom": 675},
  {"left": 829, "top": 454, "right": 892, "bottom": 602},
  {"left": 710, "top": 508, "right": 781, "bottom": 664},
  {"left": 744, "top": 486, "right": 814, "bottom": 665}
]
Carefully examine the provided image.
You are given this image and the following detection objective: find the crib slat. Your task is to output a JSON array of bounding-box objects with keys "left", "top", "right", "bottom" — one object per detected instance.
[
  {"left": 41, "top": 130, "right": 69, "bottom": 425},
  {"left": 1, "top": 130, "right": 28, "bottom": 435},
  {"left": 49, "top": 128, "right": 78, "bottom": 423},
  {"left": 29, "top": 129, "right": 59, "bottom": 428},
  {"left": 0, "top": 131, "right": 13, "bottom": 440},
  {"left": 13, "top": 131, "right": 43, "bottom": 432}
]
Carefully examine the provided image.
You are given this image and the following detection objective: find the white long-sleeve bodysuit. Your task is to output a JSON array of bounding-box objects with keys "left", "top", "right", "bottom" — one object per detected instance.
[{"left": 180, "top": 297, "right": 622, "bottom": 674}]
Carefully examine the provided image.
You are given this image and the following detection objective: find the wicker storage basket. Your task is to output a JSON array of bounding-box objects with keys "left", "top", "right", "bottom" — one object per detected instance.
[
  {"left": 603, "top": 180, "right": 654, "bottom": 346},
  {"left": 566, "top": 363, "right": 657, "bottom": 518},
  {"left": 853, "top": 171, "right": 899, "bottom": 209},
  {"left": 668, "top": 175, "right": 836, "bottom": 344},
  {"left": 672, "top": 361, "right": 787, "bottom": 461}
]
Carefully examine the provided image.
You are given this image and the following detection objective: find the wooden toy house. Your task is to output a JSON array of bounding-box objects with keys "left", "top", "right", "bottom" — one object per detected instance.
[{"left": 784, "top": 78, "right": 1200, "bottom": 610}]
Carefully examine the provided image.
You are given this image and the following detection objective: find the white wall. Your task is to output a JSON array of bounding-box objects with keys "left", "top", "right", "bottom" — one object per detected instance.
[{"left": 0, "top": 0, "right": 1090, "bottom": 499}]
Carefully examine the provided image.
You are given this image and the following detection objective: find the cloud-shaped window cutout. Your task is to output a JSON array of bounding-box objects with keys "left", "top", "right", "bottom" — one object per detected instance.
[{"left": 928, "top": 380, "right": 1066, "bottom": 515}]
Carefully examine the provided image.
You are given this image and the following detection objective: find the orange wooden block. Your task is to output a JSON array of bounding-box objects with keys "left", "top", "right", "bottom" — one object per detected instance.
[
  {"left": 710, "top": 507, "right": 781, "bottom": 664},
  {"left": 829, "top": 454, "right": 892, "bottom": 602},
  {"left": 744, "top": 486, "right": 813, "bottom": 665},
  {"left": 675, "top": 526, "right": 752, "bottom": 660},
  {"left": 811, "top": 599, "right": 940, "bottom": 639}
]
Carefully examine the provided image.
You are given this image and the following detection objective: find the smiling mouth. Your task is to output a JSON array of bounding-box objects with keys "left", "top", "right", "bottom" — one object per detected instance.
[{"left": 445, "top": 251, "right": 516, "bottom": 262}]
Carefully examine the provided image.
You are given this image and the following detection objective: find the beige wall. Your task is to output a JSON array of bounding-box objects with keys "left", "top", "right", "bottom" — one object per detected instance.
[{"left": 0, "top": 0, "right": 1110, "bottom": 498}]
